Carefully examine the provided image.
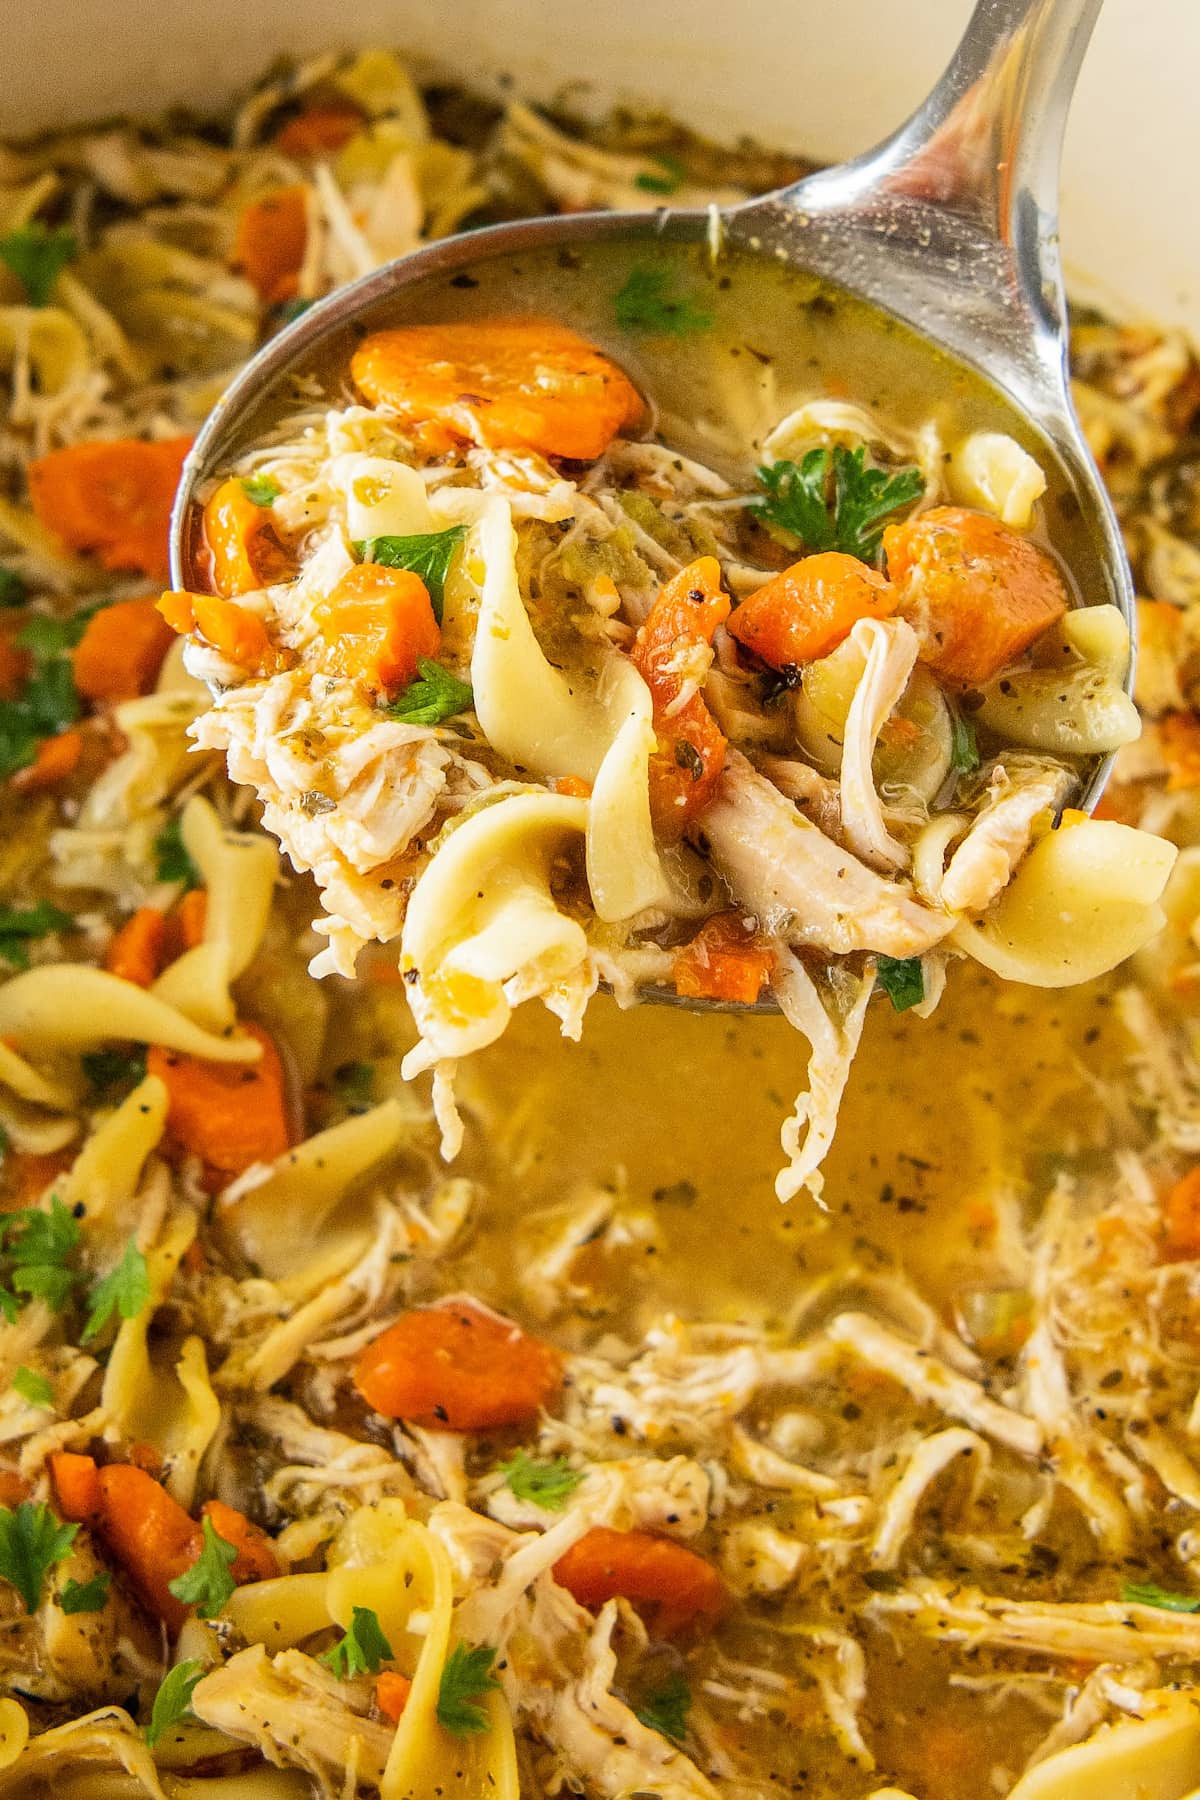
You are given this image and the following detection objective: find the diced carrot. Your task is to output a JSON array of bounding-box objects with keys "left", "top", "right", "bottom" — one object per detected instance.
[
  {"left": 176, "top": 887, "right": 208, "bottom": 950},
  {"left": 350, "top": 318, "right": 644, "bottom": 461},
  {"left": 50, "top": 1452, "right": 102, "bottom": 1524},
  {"left": 92, "top": 1464, "right": 200, "bottom": 1631},
  {"left": 1163, "top": 1167, "right": 1200, "bottom": 1262},
  {"left": 127, "top": 1442, "right": 164, "bottom": 1475},
  {"left": 376, "top": 1670, "right": 412, "bottom": 1724},
  {"left": 551, "top": 775, "right": 593, "bottom": 799},
  {"left": 1160, "top": 713, "right": 1200, "bottom": 791},
  {"left": 201, "top": 1499, "right": 281, "bottom": 1584},
  {"left": 233, "top": 186, "right": 308, "bottom": 305},
  {"left": 202, "top": 478, "right": 293, "bottom": 598},
  {"left": 11, "top": 729, "right": 82, "bottom": 792},
  {"left": 312, "top": 564, "right": 441, "bottom": 694},
  {"left": 674, "top": 912, "right": 775, "bottom": 1005},
  {"left": 354, "top": 1300, "right": 563, "bottom": 1431},
  {"left": 728, "top": 551, "right": 895, "bottom": 669},
  {"left": 3, "top": 1148, "right": 76, "bottom": 1211},
  {"left": 0, "top": 640, "right": 29, "bottom": 701},
  {"left": 0, "top": 1472, "right": 29, "bottom": 1508},
  {"left": 147, "top": 1022, "right": 291, "bottom": 1178},
  {"left": 882, "top": 505, "right": 1069, "bottom": 687},
  {"left": 73, "top": 596, "right": 174, "bottom": 703},
  {"left": 157, "top": 590, "right": 285, "bottom": 679},
  {"left": 553, "top": 1526, "right": 726, "bottom": 1637},
  {"left": 631, "top": 556, "right": 731, "bottom": 836},
  {"left": 276, "top": 103, "right": 364, "bottom": 157},
  {"left": 27, "top": 438, "right": 193, "bottom": 580},
  {"left": 104, "top": 907, "right": 167, "bottom": 988}
]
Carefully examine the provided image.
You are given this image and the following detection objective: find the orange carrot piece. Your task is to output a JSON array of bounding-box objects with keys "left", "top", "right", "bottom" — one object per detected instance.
[
  {"left": 631, "top": 556, "right": 731, "bottom": 836},
  {"left": 201, "top": 1499, "right": 281, "bottom": 1585},
  {"left": 93, "top": 1464, "right": 200, "bottom": 1631},
  {"left": 882, "top": 505, "right": 1069, "bottom": 687},
  {"left": 0, "top": 640, "right": 29, "bottom": 701},
  {"left": 276, "top": 103, "right": 363, "bottom": 157},
  {"left": 233, "top": 186, "right": 308, "bottom": 305},
  {"left": 553, "top": 1526, "right": 726, "bottom": 1637},
  {"left": 50, "top": 1452, "right": 102, "bottom": 1524},
  {"left": 551, "top": 775, "right": 593, "bottom": 799},
  {"left": 376, "top": 1670, "right": 413, "bottom": 1724},
  {"left": 727, "top": 551, "right": 895, "bottom": 669},
  {"left": 674, "top": 912, "right": 775, "bottom": 1006},
  {"left": 312, "top": 564, "right": 440, "bottom": 694},
  {"left": 104, "top": 907, "right": 167, "bottom": 988},
  {"left": 157, "top": 589, "right": 285, "bottom": 678},
  {"left": 175, "top": 887, "right": 208, "bottom": 950},
  {"left": 73, "top": 596, "right": 174, "bottom": 703},
  {"left": 0, "top": 1471, "right": 30, "bottom": 1508},
  {"left": 1160, "top": 712, "right": 1200, "bottom": 791},
  {"left": 27, "top": 438, "right": 192, "bottom": 580},
  {"left": 1163, "top": 1167, "right": 1200, "bottom": 1262},
  {"left": 350, "top": 318, "right": 644, "bottom": 461},
  {"left": 3, "top": 1147, "right": 76, "bottom": 1211},
  {"left": 202, "top": 478, "right": 293, "bottom": 598},
  {"left": 147, "top": 1022, "right": 291, "bottom": 1177},
  {"left": 354, "top": 1300, "right": 563, "bottom": 1431},
  {"left": 11, "top": 729, "right": 82, "bottom": 792}
]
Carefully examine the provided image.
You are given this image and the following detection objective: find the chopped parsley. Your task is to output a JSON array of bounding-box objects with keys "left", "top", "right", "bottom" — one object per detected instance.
[
  {"left": 332, "top": 1061, "right": 374, "bottom": 1111},
  {"left": 0, "top": 1501, "right": 77, "bottom": 1612},
  {"left": 145, "top": 1658, "right": 204, "bottom": 1747},
  {"left": 278, "top": 296, "right": 313, "bottom": 324},
  {"left": 16, "top": 609, "right": 98, "bottom": 660},
  {"left": 753, "top": 446, "right": 924, "bottom": 565},
  {"left": 1122, "top": 1581, "right": 1200, "bottom": 1613},
  {"left": 320, "top": 1604, "right": 394, "bottom": 1678},
  {"left": 875, "top": 954, "right": 925, "bottom": 1014},
  {"left": 949, "top": 711, "right": 980, "bottom": 775},
  {"left": 11, "top": 1366, "right": 53, "bottom": 1409},
  {"left": 82, "top": 1046, "right": 148, "bottom": 1099},
  {"left": 634, "top": 1673, "right": 692, "bottom": 1744},
  {"left": 0, "top": 569, "right": 27, "bottom": 609},
  {"left": 0, "top": 224, "right": 77, "bottom": 307},
  {"left": 59, "top": 1570, "right": 111, "bottom": 1614},
  {"left": 437, "top": 1642, "right": 500, "bottom": 1737},
  {"left": 355, "top": 524, "right": 467, "bottom": 622},
  {"left": 167, "top": 1514, "right": 238, "bottom": 1620},
  {"left": 386, "top": 658, "right": 474, "bottom": 728},
  {"left": 81, "top": 1237, "right": 150, "bottom": 1344},
  {"left": 634, "top": 155, "right": 687, "bottom": 196},
  {"left": 153, "top": 815, "right": 199, "bottom": 887},
  {"left": 615, "top": 266, "right": 713, "bottom": 336},
  {"left": 0, "top": 1196, "right": 82, "bottom": 1320},
  {"left": 240, "top": 473, "right": 280, "bottom": 507},
  {"left": 497, "top": 1449, "right": 583, "bottom": 1512},
  {"left": 0, "top": 649, "right": 80, "bottom": 782},
  {"left": 0, "top": 900, "right": 73, "bottom": 970}
]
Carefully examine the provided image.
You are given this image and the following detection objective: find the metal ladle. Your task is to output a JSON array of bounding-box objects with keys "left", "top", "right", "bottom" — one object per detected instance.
[{"left": 171, "top": 0, "right": 1128, "bottom": 1012}]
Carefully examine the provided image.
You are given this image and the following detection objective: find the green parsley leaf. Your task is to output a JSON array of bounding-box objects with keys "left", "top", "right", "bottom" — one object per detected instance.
[
  {"left": 634, "top": 1672, "right": 691, "bottom": 1744},
  {"left": 332, "top": 1061, "right": 374, "bottom": 1111},
  {"left": 0, "top": 901, "right": 73, "bottom": 971},
  {"left": 876, "top": 954, "right": 924, "bottom": 1014},
  {"left": 1, "top": 1196, "right": 81, "bottom": 1316},
  {"left": 0, "top": 1501, "right": 77, "bottom": 1612},
  {"left": 240, "top": 474, "right": 280, "bottom": 507},
  {"left": 498, "top": 1449, "right": 583, "bottom": 1512},
  {"left": 153, "top": 815, "right": 199, "bottom": 888},
  {"left": 81, "top": 1046, "right": 148, "bottom": 1099},
  {"left": 167, "top": 1515, "right": 238, "bottom": 1620},
  {"left": 354, "top": 525, "right": 467, "bottom": 623},
  {"left": 278, "top": 296, "right": 313, "bottom": 324},
  {"left": 11, "top": 1366, "right": 53, "bottom": 1409},
  {"left": 59, "top": 1570, "right": 111, "bottom": 1614},
  {"left": 16, "top": 608, "right": 98, "bottom": 660},
  {"left": 615, "top": 266, "right": 713, "bottom": 337},
  {"left": 753, "top": 445, "right": 924, "bottom": 564},
  {"left": 0, "top": 224, "right": 77, "bottom": 307},
  {"left": 0, "top": 657, "right": 81, "bottom": 782},
  {"left": 386, "top": 658, "right": 473, "bottom": 728},
  {"left": 145, "top": 1658, "right": 204, "bottom": 1747},
  {"left": 634, "top": 155, "right": 687, "bottom": 196},
  {"left": 82, "top": 1237, "right": 150, "bottom": 1344},
  {"left": 949, "top": 711, "right": 980, "bottom": 775},
  {"left": 320, "top": 1604, "right": 394, "bottom": 1679},
  {"left": 436, "top": 1641, "right": 500, "bottom": 1737},
  {"left": 1122, "top": 1581, "right": 1200, "bottom": 1613},
  {"left": 0, "top": 569, "right": 27, "bottom": 609}
]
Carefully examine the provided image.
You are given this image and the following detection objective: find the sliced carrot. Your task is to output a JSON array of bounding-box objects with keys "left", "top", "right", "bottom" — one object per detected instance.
[
  {"left": 11, "top": 729, "right": 82, "bottom": 792},
  {"left": 1159, "top": 712, "right": 1200, "bottom": 791},
  {"left": 376, "top": 1670, "right": 413, "bottom": 1724},
  {"left": 147, "top": 1022, "right": 291, "bottom": 1177},
  {"left": 73, "top": 596, "right": 174, "bottom": 703},
  {"left": 1163, "top": 1167, "right": 1200, "bottom": 1262},
  {"left": 104, "top": 907, "right": 167, "bottom": 988},
  {"left": 157, "top": 589, "right": 285, "bottom": 679},
  {"left": 276, "top": 103, "right": 364, "bottom": 158},
  {"left": 50, "top": 1452, "right": 102, "bottom": 1525},
  {"left": 92, "top": 1464, "right": 200, "bottom": 1631},
  {"left": 175, "top": 887, "right": 208, "bottom": 950},
  {"left": 0, "top": 1471, "right": 30, "bottom": 1508},
  {"left": 728, "top": 551, "right": 895, "bottom": 669},
  {"left": 882, "top": 505, "right": 1069, "bottom": 687},
  {"left": 202, "top": 478, "right": 293, "bottom": 598},
  {"left": 631, "top": 556, "right": 731, "bottom": 836},
  {"left": 233, "top": 186, "right": 308, "bottom": 305},
  {"left": 127, "top": 1441, "right": 164, "bottom": 1475},
  {"left": 354, "top": 1300, "right": 563, "bottom": 1430},
  {"left": 350, "top": 318, "right": 644, "bottom": 461},
  {"left": 312, "top": 564, "right": 440, "bottom": 694},
  {"left": 674, "top": 912, "right": 775, "bottom": 1006},
  {"left": 0, "top": 640, "right": 29, "bottom": 701},
  {"left": 553, "top": 1526, "right": 726, "bottom": 1637},
  {"left": 201, "top": 1499, "right": 281, "bottom": 1584},
  {"left": 3, "top": 1148, "right": 76, "bottom": 1211},
  {"left": 551, "top": 775, "right": 593, "bottom": 799},
  {"left": 27, "top": 438, "right": 192, "bottom": 580}
]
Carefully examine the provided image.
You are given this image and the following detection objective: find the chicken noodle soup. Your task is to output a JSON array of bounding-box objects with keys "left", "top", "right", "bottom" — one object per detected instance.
[
  {"left": 2, "top": 41, "right": 1200, "bottom": 1800},
  {"left": 168, "top": 244, "right": 1171, "bottom": 1193}
]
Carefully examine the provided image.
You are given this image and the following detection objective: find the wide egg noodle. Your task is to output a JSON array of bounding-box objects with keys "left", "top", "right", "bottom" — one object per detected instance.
[
  {"left": 58, "top": 1073, "right": 168, "bottom": 1231},
  {"left": 1004, "top": 1692, "right": 1200, "bottom": 1800},
  {"left": 584, "top": 656, "right": 670, "bottom": 922},
  {"left": 332, "top": 450, "right": 436, "bottom": 541},
  {"left": 0, "top": 967, "right": 263, "bottom": 1062},
  {"left": 947, "top": 430, "right": 1047, "bottom": 528}
]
